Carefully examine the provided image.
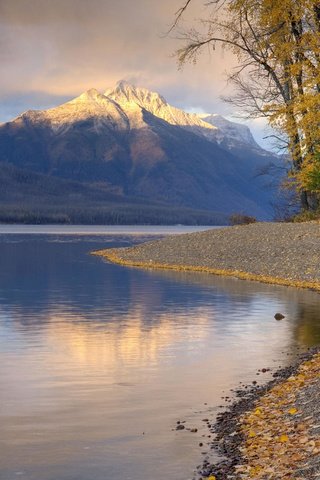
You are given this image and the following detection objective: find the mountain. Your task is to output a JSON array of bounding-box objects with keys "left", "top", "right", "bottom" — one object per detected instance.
[
  {"left": 105, "top": 81, "right": 264, "bottom": 152},
  {"left": 199, "top": 113, "right": 260, "bottom": 149},
  {"left": 105, "top": 80, "right": 218, "bottom": 141},
  {"left": 0, "top": 81, "right": 283, "bottom": 224}
]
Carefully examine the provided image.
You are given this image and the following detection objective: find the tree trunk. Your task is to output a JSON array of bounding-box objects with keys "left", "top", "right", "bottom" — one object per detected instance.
[{"left": 300, "top": 190, "right": 320, "bottom": 211}]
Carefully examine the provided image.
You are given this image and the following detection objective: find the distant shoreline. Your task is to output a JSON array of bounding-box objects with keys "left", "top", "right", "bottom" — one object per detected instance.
[
  {"left": 93, "top": 221, "right": 320, "bottom": 292},
  {"left": 0, "top": 224, "right": 214, "bottom": 236}
]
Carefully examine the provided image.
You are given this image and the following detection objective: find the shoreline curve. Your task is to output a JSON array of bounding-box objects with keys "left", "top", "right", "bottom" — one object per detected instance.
[{"left": 93, "top": 249, "right": 320, "bottom": 292}]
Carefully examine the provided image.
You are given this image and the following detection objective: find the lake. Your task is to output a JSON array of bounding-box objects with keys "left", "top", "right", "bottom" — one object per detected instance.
[{"left": 1, "top": 226, "right": 320, "bottom": 480}]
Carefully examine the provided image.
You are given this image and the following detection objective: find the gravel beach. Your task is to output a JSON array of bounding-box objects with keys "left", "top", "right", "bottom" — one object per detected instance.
[
  {"left": 94, "top": 221, "right": 320, "bottom": 479},
  {"left": 199, "top": 348, "right": 320, "bottom": 480},
  {"left": 94, "top": 222, "right": 320, "bottom": 290}
]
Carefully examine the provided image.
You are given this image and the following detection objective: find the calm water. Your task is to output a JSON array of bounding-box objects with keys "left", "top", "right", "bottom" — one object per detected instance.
[{"left": 1, "top": 226, "right": 320, "bottom": 480}]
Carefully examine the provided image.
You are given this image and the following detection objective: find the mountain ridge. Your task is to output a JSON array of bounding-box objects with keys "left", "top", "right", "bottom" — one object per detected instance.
[{"left": 0, "top": 81, "right": 283, "bottom": 224}]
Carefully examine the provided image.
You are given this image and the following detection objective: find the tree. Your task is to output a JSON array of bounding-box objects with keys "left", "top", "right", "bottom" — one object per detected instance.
[{"left": 174, "top": 0, "right": 320, "bottom": 211}]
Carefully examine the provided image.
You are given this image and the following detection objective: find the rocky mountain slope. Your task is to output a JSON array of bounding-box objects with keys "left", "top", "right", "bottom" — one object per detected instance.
[
  {"left": 199, "top": 113, "right": 260, "bottom": 149},
  {"left": 0, "top": 81, "right": 283, "bottom": 224}
]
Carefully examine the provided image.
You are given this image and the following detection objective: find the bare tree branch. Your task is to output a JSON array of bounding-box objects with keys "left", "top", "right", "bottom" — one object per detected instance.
[{"left": 167, "top": 0, "right": 193, "bottom": 34}]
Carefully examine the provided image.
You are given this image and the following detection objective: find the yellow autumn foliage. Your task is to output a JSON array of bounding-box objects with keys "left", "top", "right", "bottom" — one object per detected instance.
[
  {"left": 239, "top": 352, "right": 320, "bottom": 478},
  {"left": 177, "top": 0, "right": 320, "bottom": 202}
]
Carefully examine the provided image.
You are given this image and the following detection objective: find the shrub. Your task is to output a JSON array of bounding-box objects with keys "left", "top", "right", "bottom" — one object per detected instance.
[
  {"left": 290, "top": 209, "right": 320, "bottom": 223},
  {"left": 229, "top": 213, "right": 257, "bottom": 225}
]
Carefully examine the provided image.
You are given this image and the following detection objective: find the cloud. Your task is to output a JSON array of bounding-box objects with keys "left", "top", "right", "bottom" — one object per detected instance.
[{"left": 0, "top": 0, "right": 230, "bottom": 94}]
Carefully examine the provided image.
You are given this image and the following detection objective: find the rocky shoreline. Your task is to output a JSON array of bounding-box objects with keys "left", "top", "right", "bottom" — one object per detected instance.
[
  {"left": 196, "top": 347, "right": 320, "bottom": 480},
  {"left": 93, "top": 222, "right": 320, "bottom": 292}
]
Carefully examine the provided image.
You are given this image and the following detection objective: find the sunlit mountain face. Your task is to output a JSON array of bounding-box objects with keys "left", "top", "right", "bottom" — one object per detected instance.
[{"left": 0, "top": 81, "right": 285, "bottom": 224}]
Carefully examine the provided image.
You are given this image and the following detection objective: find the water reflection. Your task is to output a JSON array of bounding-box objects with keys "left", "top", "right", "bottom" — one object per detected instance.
[
  {"left": 0, "top": 234, "right": 320, "bottom": 480},
  {"left": 146, "top": 268, "right": 320, "bottom": 346},
  {"left": 42, "top": 308, "right": 210, "bottom": 368}
]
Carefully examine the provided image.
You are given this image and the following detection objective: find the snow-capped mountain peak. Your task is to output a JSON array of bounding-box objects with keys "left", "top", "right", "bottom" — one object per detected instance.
[
  {"left": 0, "top": 80, "right": 279, "bottom": 223},
  {"left": 105, "top": 80, "right": 168, "bottom": 110},
  {"left": 18, "top": 87, "right": 130, "bottom": 135},
  {"left": 70, "top": 87, "right": 107, "bottom": 104},
  {"left": 104, "top": 80, "right": 169, "bottom": 112},
  {"left": 15, "top": 81, "right": 263, "bottom": 151},
  {"left": 198, "top": 113, "right": 260, "bottom": 149},
  {"left": 105, "top": 81, "right": 217, "bottom": 140}
]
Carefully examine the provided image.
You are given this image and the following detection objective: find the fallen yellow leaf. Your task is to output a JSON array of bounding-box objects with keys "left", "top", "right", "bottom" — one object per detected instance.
[
  {"left": 249, "top": 466, "right": 262, "bottom": 477},
  {"left": 288, "top": 407, "right": 298, "bottom": 415},
  {"left": 279, "top": 434, "right": 289, "bottom": 443}
]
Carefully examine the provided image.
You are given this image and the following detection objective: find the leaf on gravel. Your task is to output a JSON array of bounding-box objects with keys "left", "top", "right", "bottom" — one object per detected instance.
[
  {"left": 279, "top": 434, "right": 289, "bottom": 443},
  {"left": 288, "top": 407, "right": 298, "bottom": 415}
]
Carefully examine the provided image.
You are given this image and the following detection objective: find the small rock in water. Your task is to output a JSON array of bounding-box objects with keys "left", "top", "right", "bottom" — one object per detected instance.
[
  {"left": 274, "top": 313, "right": 285, "bottom": 320},
  {"left": 176, "top": 424, "right": 185, "bottom": 430}
]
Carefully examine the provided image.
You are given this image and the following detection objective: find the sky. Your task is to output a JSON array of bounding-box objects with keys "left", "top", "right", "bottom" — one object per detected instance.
[{"left": 0, "top": 0, "right": 271, "bottom": 147}]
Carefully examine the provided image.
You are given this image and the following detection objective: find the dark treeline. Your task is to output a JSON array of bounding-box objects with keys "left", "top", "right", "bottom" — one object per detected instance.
[
  {"left": 0, "top": 203, "right": 227, "bottom": 225},
  {"left": 0, "top": 162, "right": 228, "bottom": 224}
]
